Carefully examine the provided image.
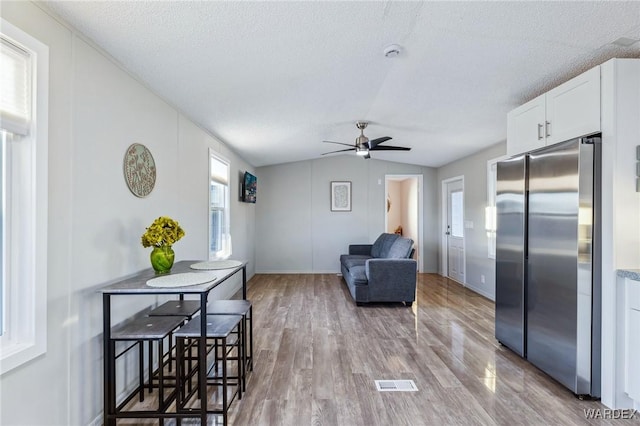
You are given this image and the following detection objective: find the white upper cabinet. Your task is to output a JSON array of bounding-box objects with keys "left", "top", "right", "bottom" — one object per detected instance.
[
  {"left": 507, "top": 94, "right": 546, "bottom": 156},
  {"left": 546, "top": 66, "right": 601, "bottom": 145},
  {"left": 507, "top": 66, "right": 601, "bottom": 157}
]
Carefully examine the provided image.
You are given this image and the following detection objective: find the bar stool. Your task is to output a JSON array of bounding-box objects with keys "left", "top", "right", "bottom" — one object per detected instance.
[
  {"left": 148, "top": 300, "right": 201, "bottom": 375},
  {"left": 207, "top": 299, "right": 253, "bottom": 391},
  {"left": 109, "top": 315, "right": 185, "bottom": 421},
  {"left": 148, "top": 300, "right": 201, "bottom": 319},
  {"left": 174, "top": 314, "right": 244, "bottom": 426}
]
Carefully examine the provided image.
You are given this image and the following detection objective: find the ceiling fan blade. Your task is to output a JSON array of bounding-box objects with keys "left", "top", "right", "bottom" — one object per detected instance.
[
  {"left": 367, "top": 136, "right": 392, "bottom": 149},
  {"left": 322, "top": 148, "right": 356, "bottom": 155},
  {"left": 323, "top": 140, "right": 355, "bottom": 148},
  {"left": 370, "top": 145, "right": 411, "bottom": 151}
]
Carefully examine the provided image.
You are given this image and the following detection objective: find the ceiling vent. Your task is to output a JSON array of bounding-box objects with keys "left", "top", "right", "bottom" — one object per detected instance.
[{"left": 611, "top": 37, "right": 639, "bottom": 47}]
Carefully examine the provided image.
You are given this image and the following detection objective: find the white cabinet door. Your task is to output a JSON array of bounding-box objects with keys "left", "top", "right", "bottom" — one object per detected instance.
[
  {"left": 507, "top": 94, "right": 546, "bottom": 156},
  {"left": 627, "top": 281, "right": 640, "bottom": 400},
  {"left": 627, "top": 309, "right": 640, "bottom": 400},
  {"left": 507, "top": 66, "right": 601, "bottom": 157},
  {"left": 546, "top": 66, "right": 601, "bottom": 145}
]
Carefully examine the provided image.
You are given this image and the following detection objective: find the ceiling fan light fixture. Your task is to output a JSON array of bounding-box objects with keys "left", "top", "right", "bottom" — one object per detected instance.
[
  {"left": 355, "top": 144, "right": 369, "bottom": 156},
  {"left": 321, "top": 121, "right": 408, "bottom": 159}
]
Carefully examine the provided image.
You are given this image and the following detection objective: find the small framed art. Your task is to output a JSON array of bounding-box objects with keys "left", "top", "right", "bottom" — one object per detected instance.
[
  {"left": 330, "top": 181, "right": 351, "bottom": 212},
  {"left": 242, "top": 171, "right": 257, "bottom": 203}
]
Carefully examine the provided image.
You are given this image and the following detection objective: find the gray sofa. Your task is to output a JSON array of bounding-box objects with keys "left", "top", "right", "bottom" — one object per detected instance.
[{"left": 339, "top": 233, "right": 417, "bottom": 306}]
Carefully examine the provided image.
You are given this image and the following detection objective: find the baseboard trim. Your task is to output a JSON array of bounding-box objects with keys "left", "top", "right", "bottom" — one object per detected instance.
[
  {"left": 88, "top": 414, "right": 102, "bottom": 426},
  {"left": 463, "top": 283, "right": 495, "bottom": 302},
  {"left": 436, "top": 273, "right": 495, "bottom": 302}
]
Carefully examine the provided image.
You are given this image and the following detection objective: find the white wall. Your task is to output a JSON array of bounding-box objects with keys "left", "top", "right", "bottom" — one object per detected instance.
[
  {"left": 255, "top": 155, "right": 439, "bottom": 273},
  {"left": 386, "top": 178, "right": 420, "bottom": 260},
  {"left": 437, "top": 142, "right": 506, "bottom": 300},
  {"left": 386, "top": 180, "right": 402, "bottom": 233},
  {"left": 401, "top": 178, "right": 419, "bottom": 260},
  {"left": 0, "top": 3, "right": 256, "bottom": 425}
]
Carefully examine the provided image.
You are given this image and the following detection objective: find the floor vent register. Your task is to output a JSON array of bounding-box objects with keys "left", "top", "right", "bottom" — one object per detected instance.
[{"left": 374, "top": 380, "right": 418, "bottom": 392}]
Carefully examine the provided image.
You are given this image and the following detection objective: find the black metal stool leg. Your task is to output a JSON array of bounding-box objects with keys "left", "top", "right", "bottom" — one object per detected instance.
[
  {"left": 159, "top": 339, "right": 165, "bottom": 426},
  {"left": 168, "top": 331, "right": 173, "bottom": 373},
  {"left": 177, "top": 336, "right": 184, "bottom": 411},
  {"left": 249, "top": 306, "right": 253, "bottom": 371},
  {"left": 239, "top": 319, "right": 244, "bottom": 398},
  {"left": 222, "top": 336, "right": 228, "bottom": 426},
  {"left": 139, "top": 341, "right": 144, "bottom": 402},
  {"left": 148, "top": 340, "right": 153, "bottom": 393}
]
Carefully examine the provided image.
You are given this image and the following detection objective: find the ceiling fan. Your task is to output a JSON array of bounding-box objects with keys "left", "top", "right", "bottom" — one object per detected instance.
[{"left": 322, "top": 121, "right": 411, "bottom": 159}]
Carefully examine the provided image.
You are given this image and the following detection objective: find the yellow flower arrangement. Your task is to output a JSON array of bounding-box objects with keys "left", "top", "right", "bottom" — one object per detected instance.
[{"left": 141, "top": 216, "right": 185, "bottom": 248}]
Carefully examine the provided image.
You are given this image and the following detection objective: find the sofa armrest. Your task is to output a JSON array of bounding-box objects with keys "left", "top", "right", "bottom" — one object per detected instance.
[
  {"left": 365, "top": 259, "right": 417, "bottom": 302},
  {"left": 349, "top": 244, "right": 373, "bottom": 255}
]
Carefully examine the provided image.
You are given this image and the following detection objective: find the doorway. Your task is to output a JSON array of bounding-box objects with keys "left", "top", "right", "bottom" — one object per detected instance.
[
  {"left": 442, "top": 176, "right": 465, "bottom": 284},
  {"left": 384, "top": 175, "right": 423, "bottom": 272}
]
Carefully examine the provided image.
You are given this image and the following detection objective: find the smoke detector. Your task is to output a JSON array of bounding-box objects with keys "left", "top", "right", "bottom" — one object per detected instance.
[{"left": 384, "top": 44, "right": 402, "bottom": 58}]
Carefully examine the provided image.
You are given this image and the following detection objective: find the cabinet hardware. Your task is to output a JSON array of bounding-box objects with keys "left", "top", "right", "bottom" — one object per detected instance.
[
  {"left": 545, "top": 121, "right": 551, "bottom": 137},
  {"left": 538, "top": 123, "right": 544, "bottom": 140}
]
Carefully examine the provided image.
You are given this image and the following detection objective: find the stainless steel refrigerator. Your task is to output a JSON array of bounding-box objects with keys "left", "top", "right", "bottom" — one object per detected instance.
[{"left": 495, "top": 136, "right": 601, "bottom": 397}]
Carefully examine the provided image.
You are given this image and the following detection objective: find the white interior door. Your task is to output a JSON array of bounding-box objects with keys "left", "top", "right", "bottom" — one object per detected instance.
[{"left": 446, "top": 179, "right": 465, "bottom": 283}]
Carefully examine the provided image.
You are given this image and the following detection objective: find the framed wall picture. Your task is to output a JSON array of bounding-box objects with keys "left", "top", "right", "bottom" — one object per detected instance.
[
  {"left": 242, "top": 171, "right": 257, "bottom": 203},
  {"left": 330, "top": 181, "right": 351, "bottom": 212},
  {"left": 123, "top": 143, "right": 156, "bottom": 197}
]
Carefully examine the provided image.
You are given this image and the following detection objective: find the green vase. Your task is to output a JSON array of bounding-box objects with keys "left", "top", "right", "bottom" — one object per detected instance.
[{"left": 150, "top": 245, "right": 174, "bottom": 274}]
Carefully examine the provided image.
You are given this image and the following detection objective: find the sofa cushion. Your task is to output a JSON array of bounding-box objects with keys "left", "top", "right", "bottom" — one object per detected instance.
[
  {"left": 370, "top": 233, "right": 400, "bottom": 258},
  {"left": 347, "top": 265, "right": 368, "bottom": 286},
  {"left": 385, "top": 237, "right": 414, "bottom": 259},
  {"left": 341, "top": 256, "right": 370, "bottom": 270}
]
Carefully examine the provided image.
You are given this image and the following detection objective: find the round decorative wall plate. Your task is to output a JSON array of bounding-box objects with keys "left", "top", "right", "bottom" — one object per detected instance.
[{"left": 123, "top": 143, "right": 156, "bottom": 197}]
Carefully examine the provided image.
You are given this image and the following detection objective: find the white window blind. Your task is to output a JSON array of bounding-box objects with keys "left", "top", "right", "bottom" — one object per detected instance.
[
  {"left": 210, "top": 157, "right": 228, "bottom": 185},
  {"left": 0, "top": 37, "right": 31, "bottom": 136}
]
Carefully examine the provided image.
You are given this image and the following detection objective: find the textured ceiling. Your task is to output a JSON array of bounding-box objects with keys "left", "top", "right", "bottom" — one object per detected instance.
[{"left": 43, "top": 1, "right": 640, "bottom": 167}]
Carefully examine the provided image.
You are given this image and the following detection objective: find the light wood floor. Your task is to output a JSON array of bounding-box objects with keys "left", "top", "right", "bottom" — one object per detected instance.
[
  {"left": 121, "top": 273, "right": 637, "bottom": 425},
  {"left": 228, "top": 273, "right": 634, "bottom": 426}
]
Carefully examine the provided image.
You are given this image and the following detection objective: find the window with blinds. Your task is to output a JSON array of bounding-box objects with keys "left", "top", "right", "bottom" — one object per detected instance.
[
  {"left": 1, "top": 37, "right": 32, "bottom": 136},
  {"left": 0, "top": 20, "right": 49, "bottom": 375},
  {"left": 0, "top": 35, "right": 30, "bottom": 340},
  {"left": 209, "top": 151, "right": 232, "bottom": 259}
]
